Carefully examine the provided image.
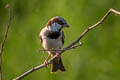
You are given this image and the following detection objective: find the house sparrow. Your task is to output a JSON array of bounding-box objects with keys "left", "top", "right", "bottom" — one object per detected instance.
[{"left": 39, "top": 16, "right": 69, "bottom": 73}]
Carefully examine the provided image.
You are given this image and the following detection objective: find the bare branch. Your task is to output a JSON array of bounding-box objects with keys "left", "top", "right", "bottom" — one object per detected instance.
[
  {"left": 13, "top": 8, "right": 120, "bottom": 80},
  {"left": 39, "top": 42, "right": 82, "bottom": 52},
  {"left": 0, "top": 4, "right": 12, "bottom": 80}
]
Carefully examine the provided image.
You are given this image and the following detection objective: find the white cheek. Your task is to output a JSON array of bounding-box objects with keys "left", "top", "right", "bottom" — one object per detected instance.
[
  {"left": 56, "top": 23, "right": 61, "bottom": 29},
  {"left": 48, "top": 23, "right": 62, "bottom": 31}
]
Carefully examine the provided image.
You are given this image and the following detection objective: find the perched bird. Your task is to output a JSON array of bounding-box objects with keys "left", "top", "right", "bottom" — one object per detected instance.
[{"left": 39, "top": 16, "right": 69, "bottom": 73}]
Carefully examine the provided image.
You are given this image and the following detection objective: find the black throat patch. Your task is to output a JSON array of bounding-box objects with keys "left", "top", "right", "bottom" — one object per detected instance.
[{"left": 46, "top": 31, "right": 61, "bottom": 39}]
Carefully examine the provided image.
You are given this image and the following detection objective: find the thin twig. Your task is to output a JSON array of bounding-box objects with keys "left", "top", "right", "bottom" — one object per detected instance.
[
  {"left": 0, "top": 4, "right": 12, "bottom": 80},
  {"left": 13, "top": 8, "right": 120, "bottom": 80},
  {"left": 39, "top": 42, "right": 82, "bottom": 52}
]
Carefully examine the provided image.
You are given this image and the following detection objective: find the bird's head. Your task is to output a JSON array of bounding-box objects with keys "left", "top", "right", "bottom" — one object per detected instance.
[{"left": 46, "top": 16, "right": 69, "bottom": 31}]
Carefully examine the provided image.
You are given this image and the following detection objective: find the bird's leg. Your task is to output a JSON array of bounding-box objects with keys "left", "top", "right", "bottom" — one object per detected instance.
[
  {"left": 44, "top": 54, "right": 51, "bottom": 68},
  {"left": 55, "top": 51, "right": 61, "bottom": 63},
  {"left": 51, "top": 48, "right": 61, "bottom": 58},
  {"left": 56, "top": 52, "right": 61, "bottom": 58}
]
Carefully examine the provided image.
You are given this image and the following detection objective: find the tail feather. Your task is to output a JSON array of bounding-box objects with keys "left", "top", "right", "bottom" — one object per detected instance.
[{"left": 51, "top": 57, "right": 65, "bottom": 73}]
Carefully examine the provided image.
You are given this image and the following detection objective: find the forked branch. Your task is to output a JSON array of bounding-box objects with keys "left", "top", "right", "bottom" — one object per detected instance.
[{"left": 13, "top": 8, "right": 120, "bottom": 80}]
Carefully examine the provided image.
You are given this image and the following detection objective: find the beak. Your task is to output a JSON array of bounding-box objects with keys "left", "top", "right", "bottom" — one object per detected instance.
[{"left": 63, "top": 24, "right": 69, "bottom": 27}]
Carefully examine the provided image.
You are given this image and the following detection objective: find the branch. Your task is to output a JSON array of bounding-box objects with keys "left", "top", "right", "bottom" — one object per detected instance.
[
  {"left": 13, "top": 8, "right": 120, "bottom": 80},
  {"left": 0, "top": 4, "right": 12, "bottom": 80},
  {"left": 39, "top": 42, "right": 82, "bottom": 52}
]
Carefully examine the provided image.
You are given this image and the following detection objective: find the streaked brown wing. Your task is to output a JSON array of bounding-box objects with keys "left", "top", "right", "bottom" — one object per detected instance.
[{"left": 62, "top": 31, "right": 65, "bottom": 45}]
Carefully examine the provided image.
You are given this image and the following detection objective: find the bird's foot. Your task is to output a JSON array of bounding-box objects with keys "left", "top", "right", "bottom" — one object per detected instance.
[
  {"left": 56, "top": 53, "right": 61, "bottom": 58},
  {"left": 44, "top": 59, "right": 49, "bottom": 68}
]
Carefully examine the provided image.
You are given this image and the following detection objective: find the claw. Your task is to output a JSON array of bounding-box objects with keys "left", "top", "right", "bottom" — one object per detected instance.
[
  {"left": 55, "top": 53, "right": 61, "bottom": 63},
  {"left": 44, "top": 60, "right": 49, "bottom": 68},
  {"left": 56, "top": 53, "right": 61, "bottom": 58},
  {"left": 44, "top": 54, "right": 51, "bottom": 68}
]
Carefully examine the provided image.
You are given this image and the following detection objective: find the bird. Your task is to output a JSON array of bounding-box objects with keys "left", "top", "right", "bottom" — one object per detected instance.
[{"left": 39, "top": 16, "right": 69, "bottom": 73}]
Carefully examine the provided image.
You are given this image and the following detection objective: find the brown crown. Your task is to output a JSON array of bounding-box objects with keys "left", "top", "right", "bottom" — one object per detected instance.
[{"left": 46, "top": 17, "right": 64, "bottom": 27}]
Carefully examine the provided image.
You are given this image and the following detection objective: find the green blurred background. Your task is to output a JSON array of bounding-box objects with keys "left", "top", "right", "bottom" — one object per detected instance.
[{"left": 0, "top": 0, "right": 120, "bottom": 80}]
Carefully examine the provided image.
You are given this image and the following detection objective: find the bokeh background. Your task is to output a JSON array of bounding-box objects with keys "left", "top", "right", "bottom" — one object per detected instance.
[{"left": 0, "top": 0, "right": 120, "bottom": 80}]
